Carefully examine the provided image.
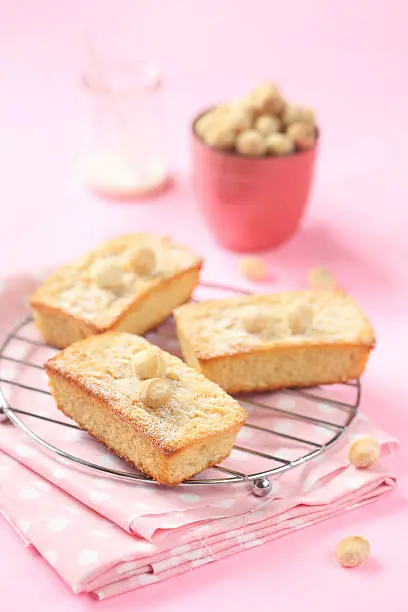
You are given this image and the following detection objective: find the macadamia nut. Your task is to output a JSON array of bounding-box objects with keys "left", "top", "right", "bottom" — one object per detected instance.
[
  {"left": 240, "top": 306, "right": 273, "bottom": 334},
  {"left": 205, "top": 124, "right": 236, "bottom": 150},
  {"left": 236, "top": 130, "right": 266, "bottom": 157},
  {"left": 228, "top": 105, "right": 254, "bottom": 133},
  {"left": 194, "top": 106, "right": 229, "bottom": 140},
  {"left": 255, "top": 114, "right": 281, "bottom": 136},
  {"left": 91, "top": 260, "right": 124, "bottom": 289},
  {"left": 265, "top": 133, "right": 295, "bottom": 156},
  {"left": 139, "top": 377, "right": 172, "bottom": 408},
  {"left": 348, "top": 436, "right": 380, "bottom": 468},
  {"left": 194, "top": 112, "right": 215, "bottom": 139},
  {"left": 238, "top": 256, "right": 268, "bottom": 281},
  {"left": 128, "top": 247, "right": 156, "bottom": 276},
  {"left": 131, "top": 348, "right": 167, "bottom": 380},
  {"left": 336, "top": 536, "right": 370, "bottom": 568},
  {"left": 288, "top": 302, "right": 314, "bottom": 334},
  {"left": 251, "top": 82, "right": 285, "bottom": 116},
  {"left": 307, "top": 267, "right": 336, "bottom": 290},
  {"left": 286, "top": 121, "right": 316, "bottom": 150},
  {"left": 195, "top": 85, "right": 318, "bottom": 159},
  {"left": 283, "top": 103, "right": 315, "bottom": 127}
]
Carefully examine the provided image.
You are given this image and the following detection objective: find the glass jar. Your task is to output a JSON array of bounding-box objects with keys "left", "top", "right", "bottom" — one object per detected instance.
[{"left": 80, "top": 60, "right": 169, "bottom": 198}]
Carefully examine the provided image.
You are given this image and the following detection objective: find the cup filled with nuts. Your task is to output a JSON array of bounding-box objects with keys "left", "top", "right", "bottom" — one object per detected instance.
[{"left": 191, "top": 82, "right": 318, "bottom": 252}]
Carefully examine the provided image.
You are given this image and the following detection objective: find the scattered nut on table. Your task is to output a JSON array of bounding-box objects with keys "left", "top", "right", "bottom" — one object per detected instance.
[
  {"left": 307, "top": 267, "right": 336, "bottom": 290},
  {"left": 131, "top": 348, "right": 167, "bottom": 380},
  {"left": 336, "top": 536, "right": 370, "bottom": 568},
  {"left": 238, "top": 256, "right": 268, "bottom": 281},
  {"left": 348, "top": 436, "right": 380, "bottom": 468},
  {"left": 139, "top": 377, "right": 172, "bottom": 408}
]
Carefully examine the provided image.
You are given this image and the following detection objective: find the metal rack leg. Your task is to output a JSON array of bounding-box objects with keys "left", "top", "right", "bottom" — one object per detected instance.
[
  {"left": 251, "top": 477, "right": 273, "bottom": 497},
  {"left": 0, "top": 405, "right": 8, "bottom": 423}
]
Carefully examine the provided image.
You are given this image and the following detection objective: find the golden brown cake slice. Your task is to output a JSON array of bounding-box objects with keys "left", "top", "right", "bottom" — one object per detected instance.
[
  {"left": 174, "top": 290, "right": 375, "bottom": 394},
  {"left": 30, "top": 234, "right": 203, "bottom": 348},
  {"left": 45, "top": 332, "right": 247, "bottom": 485}
]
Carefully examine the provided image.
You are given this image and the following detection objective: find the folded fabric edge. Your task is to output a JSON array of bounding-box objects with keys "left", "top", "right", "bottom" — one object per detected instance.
[{"left": 90, "top": 481, "right": 395, "bottom": 599}]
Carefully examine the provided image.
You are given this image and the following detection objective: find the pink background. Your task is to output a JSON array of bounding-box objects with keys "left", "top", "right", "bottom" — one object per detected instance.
[{"left": 1, "top": 0, "right": 408, "bottom": 610}]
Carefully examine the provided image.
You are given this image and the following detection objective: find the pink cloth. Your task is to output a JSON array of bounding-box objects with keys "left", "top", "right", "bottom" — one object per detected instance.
[{"left": 0, "top": 273, "right": 398, "bottom": 599}]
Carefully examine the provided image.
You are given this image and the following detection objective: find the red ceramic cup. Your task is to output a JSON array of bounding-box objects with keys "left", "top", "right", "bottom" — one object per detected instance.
[{"left": 191, "top": 109, "right": 318, "bottom": 252}]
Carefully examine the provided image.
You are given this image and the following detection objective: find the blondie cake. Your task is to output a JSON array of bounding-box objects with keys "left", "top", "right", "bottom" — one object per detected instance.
[
  {"left": 45, "top": 332, "right": 247, "bottom": 485},
  {"left": 30, "top": 234, "right": 203, "bottom": 348},
  {"left": 174, "top": 290, "right": 375, "bottom": 393}
]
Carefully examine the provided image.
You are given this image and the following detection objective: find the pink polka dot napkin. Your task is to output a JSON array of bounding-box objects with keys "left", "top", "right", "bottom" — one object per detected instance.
[{"left": 0, "top": 273, "right": 399, "bottom": 599}]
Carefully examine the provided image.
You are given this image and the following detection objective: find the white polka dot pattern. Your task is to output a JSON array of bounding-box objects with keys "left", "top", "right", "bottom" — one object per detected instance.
[
  {"left": 95, "top": 478, "right": 114, "bottom": 490},
  {"left": 17, "top": 518, "right": 31, "bottom": 533},
  {"left": 63, "top": 428, "right": 85, "bottom": 443},
  {"left": 52, "top": 467, "right": 69, "bottom": 480},
  {"left": 78, "top": 549, "right": 100, "bottom": 566},
  {"left": 178, "top": 493, "right": 201, "bottom": 503},
  {"left": 91, "top": 529, "right": 113, "bottom": 539},
  {"left": 88, "top": 490, "right": 111, "bottom": 503},
  {"left": 19, "top": 486, "right": 40, "bottom": 500},
  {"left": 214, "top": 498, "right": 235, "bottom": 509},
  {"left": 15, "top": 445, "right": 32, "bottom": 457},
  {"left": 229, "top": 449, "right": 247, "bottom": 461},
  {"left": 318, "top": 401, "right": 336, "bottom": 415},
  {"left": 237, "top": 427, "right": 252, "bottom": 440},
  {"left": 274, "top": 420, "right": 293, "bottom": 434},
  {"left": 63, "top": 504, "right": 80, "bottom": 515},
  {"left": 347, "top": 474, "right": 367, "bottom": 490},
  {"left": 48, "top": 517, "right": 69, "bottom": 532},
  {"left": 302, "top": 474, "right": 319, "bottom": 493},
  {"left": 276, "top": 396, "right": 297, "bottom": 410},
  {"left": 43, "top": 550, "right": 58, "bottom": 567},
  {"left": 32, "top": 480, "right": 51, "bottom": 491}
]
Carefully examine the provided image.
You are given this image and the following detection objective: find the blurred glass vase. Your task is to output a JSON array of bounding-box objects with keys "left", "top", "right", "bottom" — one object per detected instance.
[{"left": 80, "top": 60, "right": 169, "bottom": 199}]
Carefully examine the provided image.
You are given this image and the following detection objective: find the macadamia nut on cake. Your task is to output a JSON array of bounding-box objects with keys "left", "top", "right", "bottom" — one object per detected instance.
[
  {"left": 30, "top": 234, "right": 203, "bottom": 348},
  {"left": 174, "top": 290, "right": 375, "bottom": 393}
]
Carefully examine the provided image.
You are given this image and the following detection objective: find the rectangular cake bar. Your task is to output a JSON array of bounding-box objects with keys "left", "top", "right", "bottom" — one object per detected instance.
[
  {"left": 174, "top": 290, "right": 375, "bottom": 394},
  {"left": 30, "top": 233, "right": 203, "bottom": 348},
  {"left": 45, "top": 332, "right": 247, "bottom": 485}
]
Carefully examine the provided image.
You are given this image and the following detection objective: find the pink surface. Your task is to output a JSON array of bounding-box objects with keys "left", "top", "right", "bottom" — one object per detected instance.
[{"left": 1, "top": 0, "right": 408, "bottom": 610}]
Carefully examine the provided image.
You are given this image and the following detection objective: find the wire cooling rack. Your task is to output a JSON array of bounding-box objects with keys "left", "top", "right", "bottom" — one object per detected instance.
[{"left": 0, "top": 282, "right": 361, "bottom": 496}]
